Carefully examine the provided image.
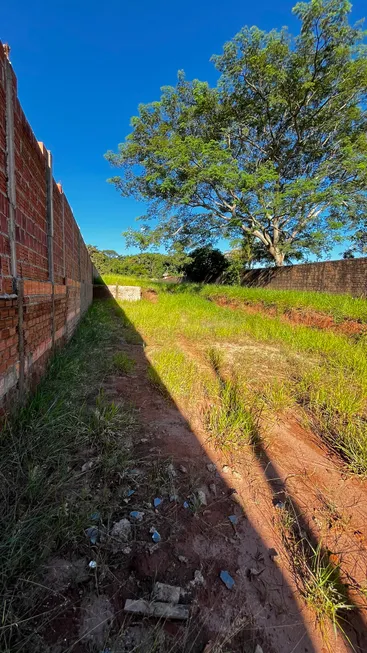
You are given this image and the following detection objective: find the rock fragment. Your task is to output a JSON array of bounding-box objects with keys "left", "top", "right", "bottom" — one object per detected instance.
[
  {"left": 124, "top": 599, "right": 189, "bottom": 620},
  {"left": 152, "top": 582, "right": 181, "bottom": 604},
  {"left": 111, "top": 518, "right": 132, "bottom": 543}
]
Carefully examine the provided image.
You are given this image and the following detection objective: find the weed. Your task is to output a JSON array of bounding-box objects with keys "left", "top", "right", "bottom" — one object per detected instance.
[
  {"left": 147, "top": 348, "right": 209, "bottom": 402},
  {"left": 298, "top": 366, "right": 367, "bottom": 474},
  {"left": 277, "top": 499, "right": 354, "bottom": 644},
  {"left": 277, "top": 500, "right": 297, "bottom": 531},
  {"left": 147, "top": 365, "right": 168, "bottom": 395},
  {"left": 207, "top": 346, "right": 224, "bottom": 375},
  {"left": 102, "top": 274, "right": 162, "bottom": 290},
  {"left": 206, "top": 379, "right": 260, "bottom": 451},
  {"left": 162, "top": 280, "right": 367, "bottom": 323},
  {"left": 145, "top": 458, "right": 178, "bottom": 496},
  {"left": 303, "top": 544, "right": 353, "bottom": 638},
  {"left": 260, "top": 379, "right": 296, "bottom": 414},
  {"left": 113, "top": 351, "right": 136, "bottom": 373}
]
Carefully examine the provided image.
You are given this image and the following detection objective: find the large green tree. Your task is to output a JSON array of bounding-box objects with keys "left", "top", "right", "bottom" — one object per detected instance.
[{"left": 106, "top": 0, "right": 367, "bottom": 266}]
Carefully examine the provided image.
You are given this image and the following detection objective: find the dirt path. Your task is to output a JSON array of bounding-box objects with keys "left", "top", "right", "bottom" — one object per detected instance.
[{"left": 103, "top": 334, "right": 367, "bottom": 653}]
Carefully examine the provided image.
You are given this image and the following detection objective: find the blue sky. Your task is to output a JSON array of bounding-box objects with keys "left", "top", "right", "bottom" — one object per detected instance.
[{"left": 2, "top": 0, "right": 366, "bottom": 256}]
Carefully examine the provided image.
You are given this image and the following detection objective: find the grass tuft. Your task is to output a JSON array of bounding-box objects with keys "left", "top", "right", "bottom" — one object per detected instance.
[
  {"left": 113, "top": 351, "right": 136, "bottom": 373},
  {"left": 303, "top": 544, "right": 354, "bottom": 641},
  {"left": 206, "top": 379, "right": 260, "bottom": 451}
]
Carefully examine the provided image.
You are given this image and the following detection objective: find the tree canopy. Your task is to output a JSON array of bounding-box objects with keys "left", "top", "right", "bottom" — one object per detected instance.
[
  {"left": 106, "top": 0, "right": 367, "bottom": 266},
  {"left": 183, "top": 246, "right": 229, "bottom": 282}
]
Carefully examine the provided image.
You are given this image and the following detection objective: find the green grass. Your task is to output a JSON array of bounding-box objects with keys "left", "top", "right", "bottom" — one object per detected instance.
[
  {"left": 277, "top": 500, "right": 354, "bottom": 643},
  {"left": 205, "top": 379, "right": 260, "bottom": 451},
  {"left": 118, "top": 285, "right": 367, "bottom": 474},
  {"left": 100, "top": 273, "right": 367, "bottom": 325},
  {"left": 304, "top": 544, "right": 353, "bottom": 637},
  {"left": 0, "top": 301, "right": 136, "bottom": 652},
  {"left": 147, "top": 346, "right": 216, "bottom": 403},
  {"left": 101, "top": 273, "right": 367, "bottom": 322},
  {"left": 161, "top": 281, "right": 367, "bottom": 323},
  {"left": 113, "top": 351, "right": 136, "bottom": 373},
  {"left": 102, "top": 274, "right": 163, "bottom": 289}
]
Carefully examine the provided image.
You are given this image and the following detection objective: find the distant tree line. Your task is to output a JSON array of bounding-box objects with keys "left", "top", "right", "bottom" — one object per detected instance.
[
  {"left": 87, "top": 245, "right": 187, "bottom": 278},
  {"left": 88, "top": 244, "right": 238, "bottom": 282}
]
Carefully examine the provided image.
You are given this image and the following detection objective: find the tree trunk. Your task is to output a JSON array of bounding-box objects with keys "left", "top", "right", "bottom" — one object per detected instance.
[
  {"left": 269, "top": 246, "right": 285, "bottom": 266},
  {"left": 274, "top": 252, "right": 285, "bottom": 266}
]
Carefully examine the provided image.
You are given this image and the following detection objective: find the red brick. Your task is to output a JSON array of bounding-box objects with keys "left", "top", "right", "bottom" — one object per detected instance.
[{"left": 0, "top": 44, "right": 93, "bottom": 411}]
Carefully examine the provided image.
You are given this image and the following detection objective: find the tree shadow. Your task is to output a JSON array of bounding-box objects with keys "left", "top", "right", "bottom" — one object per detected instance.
[{"left": 94, "top": 289, "right": 327, "bottom": 653}]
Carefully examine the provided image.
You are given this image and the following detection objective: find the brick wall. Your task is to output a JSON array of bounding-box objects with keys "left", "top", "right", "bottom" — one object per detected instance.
[
  {"left": 0, "top": 43, "right": 93, "bottom": 410},
  {"left": 241, "top": 258, "right": 367, "bottom": 297}
]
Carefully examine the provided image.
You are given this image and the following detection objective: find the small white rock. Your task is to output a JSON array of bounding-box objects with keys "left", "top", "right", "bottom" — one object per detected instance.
[
  {"left": 232, "top": 470, "right": 242, "bottom": 479},
  {"left": 152, "top": 582, "right": 181, "bottom": 604},
  {"left": 189, "top": 570, "right": 205, "bottom": 587},
  {"left": 111, "top": 518, "right": 132, "bottom": 542},
  {"left": 222, "top": 465, "right": 230, "bottom": 474},
  {"left": 81, "top": 461, "right": 94, "bottom": 473},
  {"left": 197, "top": 489, "right": 207, "bottom": 506},
  {"left": 124, "top": 598, "right": 189, "bottom": 620},
  {"left": 167, "top": 463, "right": 177, "bottom": 477}
]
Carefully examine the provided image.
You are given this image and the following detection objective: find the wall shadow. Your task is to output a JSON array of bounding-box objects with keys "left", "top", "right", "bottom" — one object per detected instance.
[
  {"left": 208, "top": 354, "right": 367, "bottom": 653},
  {"left": 94, "top": 289, "right": 326, "bottom": 653},
  {"left": 251, "top": 443, "right": 367, "bottom": 653}
]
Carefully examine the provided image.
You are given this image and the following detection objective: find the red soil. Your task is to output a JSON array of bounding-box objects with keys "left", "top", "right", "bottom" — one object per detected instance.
[
  {"left": 110, "top": 341, "right": 367, "bottom": 653},
  {"left": 213, "top": 295, "right": 367, "bottom": 337}
]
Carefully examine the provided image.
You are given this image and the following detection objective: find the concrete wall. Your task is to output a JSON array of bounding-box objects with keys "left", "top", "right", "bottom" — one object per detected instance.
[
  {"left": 93, "top": 284, "right": 141, "bottom": 301},
  {"left": 0, "top": 43, "right": 93, "bottom": 411},
  {"left": 241, "top": 258, "right": 367, "bottom": 297}
]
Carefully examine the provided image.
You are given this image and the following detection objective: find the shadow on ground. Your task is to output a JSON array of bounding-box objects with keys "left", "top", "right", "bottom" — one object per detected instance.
[{"left": 90, "top": 294, "right": 324, "bottom": 653}]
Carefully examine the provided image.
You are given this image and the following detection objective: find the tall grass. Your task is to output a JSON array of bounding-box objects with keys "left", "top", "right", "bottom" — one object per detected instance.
[{"left": 205, "top": 379, "right": 260, "bottom": 451}]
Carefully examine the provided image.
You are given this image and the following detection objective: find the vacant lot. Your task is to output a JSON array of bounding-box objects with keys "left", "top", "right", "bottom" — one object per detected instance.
[{"left": 1, "top": 280, "right": 367, "bottom": 653}]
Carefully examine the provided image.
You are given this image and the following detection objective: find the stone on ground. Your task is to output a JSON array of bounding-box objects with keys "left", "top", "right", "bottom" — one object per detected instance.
[
  {"left": 124, "top": 599, "right": 189, "bottom": 620},
  {"left": 79, "top": 595, "right": 114, "bottom": 648},
  {"left": 152, "top": 582, "right": 181, "bottom": 604}
]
